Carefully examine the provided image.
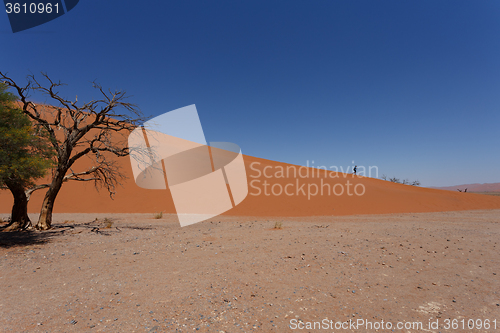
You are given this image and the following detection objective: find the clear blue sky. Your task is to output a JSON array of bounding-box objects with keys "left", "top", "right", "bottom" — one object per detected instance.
[{"left": 2, "top": 0, "right": 499, "bottom": 187}]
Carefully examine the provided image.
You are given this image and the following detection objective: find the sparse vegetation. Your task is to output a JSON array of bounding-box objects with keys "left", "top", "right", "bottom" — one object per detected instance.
[
  {"left": 381, "top": 175, "right": 420, "bottom": 186},
  {"left": 154, "top": 212, "right": 163, "bottom": 219},
  {"left": 274, "top": 221, "right": 283, "bottom": 229}
]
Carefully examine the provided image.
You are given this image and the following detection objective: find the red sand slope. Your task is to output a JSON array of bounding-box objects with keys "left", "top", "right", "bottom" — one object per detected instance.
[{"left": 1, "top": 154, "right": 500, "bottom": 216}]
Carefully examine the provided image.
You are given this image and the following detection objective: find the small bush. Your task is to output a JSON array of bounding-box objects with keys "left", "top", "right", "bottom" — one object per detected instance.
[
  {"left": 383, "top": 176, "right": 420, "bottom": 186},
  {"left": 154, "top": 212, "right": 163, "bottom": 219},
  {"left": 103, "top": 218, "right": 113, "bottom": 229},
  {"left": 274, "top": 221, "right": 283, "bottom": 229}
]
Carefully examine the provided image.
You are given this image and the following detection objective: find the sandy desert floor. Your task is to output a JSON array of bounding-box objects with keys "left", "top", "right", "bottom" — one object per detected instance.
[{"left": 1, "top": 210, "right": 499, "bottom": 332}]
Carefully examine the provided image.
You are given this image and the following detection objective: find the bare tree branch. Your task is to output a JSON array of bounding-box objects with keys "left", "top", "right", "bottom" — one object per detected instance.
[{"left": 24, "top": 184, "right": 50, "bottom": 201}]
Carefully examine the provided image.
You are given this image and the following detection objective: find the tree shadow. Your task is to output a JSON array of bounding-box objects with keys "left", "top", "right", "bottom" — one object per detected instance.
[
  {"left": 0, "top": 218, "right": 157, "bottom": 248},
  {"left": 0, "top": 230, "right": 59, "bottom": 248}
]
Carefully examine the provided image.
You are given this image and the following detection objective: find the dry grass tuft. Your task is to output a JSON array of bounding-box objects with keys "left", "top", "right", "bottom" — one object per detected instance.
[
  {"left": 274, "top": 221, "right": 283, "bottom": 229},
  {"left": 103, "top": 218, "right": 113, "bottom": 228},
  {"left": 154, "top": 212, "right": 163, "bottom": 219}
]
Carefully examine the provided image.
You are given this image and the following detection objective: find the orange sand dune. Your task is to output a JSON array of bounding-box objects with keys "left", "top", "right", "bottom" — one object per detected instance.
[{"left": 1, "top": 154, "right": 500, "bottom": 217}]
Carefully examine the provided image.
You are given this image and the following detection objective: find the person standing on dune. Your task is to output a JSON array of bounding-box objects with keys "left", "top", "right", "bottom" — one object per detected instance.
[{"left": 353, "top": 165, "right": 357, "bottom": 176}]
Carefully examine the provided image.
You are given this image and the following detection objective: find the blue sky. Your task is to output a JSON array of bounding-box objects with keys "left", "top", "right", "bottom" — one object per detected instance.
[{"left": 2, "top": 0, "right": 499, "bottom": 187}]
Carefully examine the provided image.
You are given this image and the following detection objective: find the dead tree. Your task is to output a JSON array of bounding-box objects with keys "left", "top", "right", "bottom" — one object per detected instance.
[{"left": 1, "top": 72, "right": 148, "bottom": 230}]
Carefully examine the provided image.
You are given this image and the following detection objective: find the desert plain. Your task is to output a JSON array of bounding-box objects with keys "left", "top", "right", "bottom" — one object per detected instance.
[{"left": 1, "top": 209, "right": 500, "bottom": 332}]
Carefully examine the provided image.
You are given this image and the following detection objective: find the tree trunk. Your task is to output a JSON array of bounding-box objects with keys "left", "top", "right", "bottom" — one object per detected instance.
[
  {"left": 36, "top": 169, "right": 65, "bottom": 230},
  {"left": 3, "top": 181, "right": 32, "bottom": 231}
]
